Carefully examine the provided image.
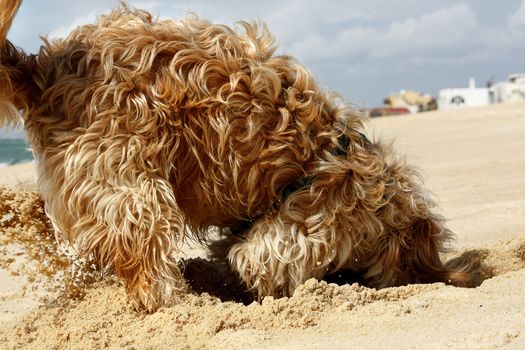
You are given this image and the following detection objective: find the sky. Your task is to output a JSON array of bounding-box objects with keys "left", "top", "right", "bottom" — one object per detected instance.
[{"left": 6, "top": 0, "right": 525, "bottom": 108}]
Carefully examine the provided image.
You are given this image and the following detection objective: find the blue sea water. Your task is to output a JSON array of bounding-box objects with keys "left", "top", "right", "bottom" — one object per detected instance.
[{"left": 0, "top": 139, "right": 34, "bottom": 167}]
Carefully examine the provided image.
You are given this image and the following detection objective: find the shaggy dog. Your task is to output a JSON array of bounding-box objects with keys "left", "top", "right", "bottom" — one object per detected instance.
[{"left": 0, "top": 1, "right": 470, "bottom": 311}]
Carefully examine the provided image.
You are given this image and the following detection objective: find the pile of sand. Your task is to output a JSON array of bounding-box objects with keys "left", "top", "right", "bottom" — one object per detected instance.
[{"left": 1, "top": 102, "right": 525, "bottom": 349}]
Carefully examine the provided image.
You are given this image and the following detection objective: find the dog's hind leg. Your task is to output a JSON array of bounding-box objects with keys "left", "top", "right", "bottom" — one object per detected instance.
[{"left": 53, "top": 133, "right": 187, "bottom": 311}]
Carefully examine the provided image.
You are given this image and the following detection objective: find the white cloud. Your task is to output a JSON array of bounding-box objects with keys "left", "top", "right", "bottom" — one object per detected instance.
[
  {"left": 48, "top": 13, "right": 99, "bottom": 39},
  {"left": 282, "top": 3, "right": 479, "bottom": 65},
  {"left": 264, "top": 0, "right": 372, "bottom": 44},
  {"left": 47, "top": 2, "right": 161, "bottom": 41},
  {"left": 376, "top": 4, "right": 477, "bottom": 55},
  {"left": 129, "top": 1, "right": 161, "bottom": 11}
]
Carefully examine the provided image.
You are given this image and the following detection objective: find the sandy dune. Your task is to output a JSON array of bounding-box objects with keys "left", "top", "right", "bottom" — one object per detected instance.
[{"left": 0, "top": 102, "right": 524, "bottom": 349}]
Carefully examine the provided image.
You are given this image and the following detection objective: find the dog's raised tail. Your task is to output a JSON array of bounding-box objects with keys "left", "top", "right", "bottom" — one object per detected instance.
[
  {"left": 0, "top": 0, "right": 27, "bottom": 128},
  {"left": 0, "top": 0, "right": 21, "bottom": 44}
]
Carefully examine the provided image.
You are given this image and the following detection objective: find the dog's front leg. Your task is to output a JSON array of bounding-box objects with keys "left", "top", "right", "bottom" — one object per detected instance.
[{"left": 53, "top": 135, "right": 187, "bottom": 311}]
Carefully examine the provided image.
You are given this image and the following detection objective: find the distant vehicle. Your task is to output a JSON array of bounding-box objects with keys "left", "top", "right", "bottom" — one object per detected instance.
[{"left": 366, "top": 107, "right": 412, "bottom": 117}]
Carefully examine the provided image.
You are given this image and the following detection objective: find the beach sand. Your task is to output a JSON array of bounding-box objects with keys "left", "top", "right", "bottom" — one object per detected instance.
[
  {"left": 0, "top": 162, "right": 36, "bottom": 189},
  {"left": 0, "top": 102, "right": 524, "bottom": 349}
]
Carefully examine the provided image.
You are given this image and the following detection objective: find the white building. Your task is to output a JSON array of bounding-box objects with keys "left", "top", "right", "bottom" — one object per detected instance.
[
  {"left": 438, "top": 78, "right": 489, "bottom": 110},
  {"left": 489, "top": 74, "right": 525, "bottom": 103}
]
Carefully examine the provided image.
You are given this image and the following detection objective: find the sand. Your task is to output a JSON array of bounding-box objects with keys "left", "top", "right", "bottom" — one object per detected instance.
[
  {"left": 0, "top": 162, "right": 37, "bottom": 189},
  {"left": 0, "top": 102, "right": 524, "bottom": 349}
]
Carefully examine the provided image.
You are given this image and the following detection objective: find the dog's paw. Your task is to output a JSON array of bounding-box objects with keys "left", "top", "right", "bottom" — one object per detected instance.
[
  {"left": 126, "top": 267, "right": 188, "bottom": 312},
  {"left": 227, "top": 239, "right": 296, "bottom": 299}
]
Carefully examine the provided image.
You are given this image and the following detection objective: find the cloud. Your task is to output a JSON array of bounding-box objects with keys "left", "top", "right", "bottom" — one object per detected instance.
[
  {"left": 264, "top": 0, "right": 372, "bottom": 44},
  {"left": 48, "top": 13, "right": 99, "bottom": 39},
  {"left": 373, "top": 3, "right": 477, "bottom": 57},
  {"left": 129, "top": 1, "right": 161, "bottom": 11},
  {"left": 280, "top": 3, "right": 478, "bottom": 65}
]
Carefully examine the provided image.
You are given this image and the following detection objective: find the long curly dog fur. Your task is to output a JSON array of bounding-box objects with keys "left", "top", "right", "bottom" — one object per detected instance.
[{"left": 1, "top": 1, "right": 471, "bottom": 310}]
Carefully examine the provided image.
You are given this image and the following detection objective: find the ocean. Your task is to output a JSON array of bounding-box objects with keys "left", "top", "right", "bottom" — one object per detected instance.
[{"left": 0, "top": 139, "right": 34, "bottom": 168}]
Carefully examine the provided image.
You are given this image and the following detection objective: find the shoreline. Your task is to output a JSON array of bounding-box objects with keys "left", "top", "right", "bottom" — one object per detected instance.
[{"left": 0, "top": 159, "right": 34, "bottom": 168}]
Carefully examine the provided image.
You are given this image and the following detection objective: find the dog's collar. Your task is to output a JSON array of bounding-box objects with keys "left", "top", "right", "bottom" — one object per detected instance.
[
  {"left": 281, "top": 174, "right": 315, "bottom": 203},
  {"left": 280, "top": 132, "right": 371, "bottom": 203}
]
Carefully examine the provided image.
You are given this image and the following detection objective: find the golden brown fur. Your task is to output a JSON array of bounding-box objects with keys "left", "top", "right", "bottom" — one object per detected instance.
[{"left": 1, "top": 1, "right": 470, "bottom": 310}]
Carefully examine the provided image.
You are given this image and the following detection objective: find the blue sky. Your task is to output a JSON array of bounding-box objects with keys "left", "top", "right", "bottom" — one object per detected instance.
[{"left": 6, "top": 0, "right": 525, "bottom": 108}]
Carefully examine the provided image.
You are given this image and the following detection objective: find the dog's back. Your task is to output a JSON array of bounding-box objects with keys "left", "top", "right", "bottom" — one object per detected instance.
[{"left": 0, "top": 2, "right": 352, "bottom": 231}]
